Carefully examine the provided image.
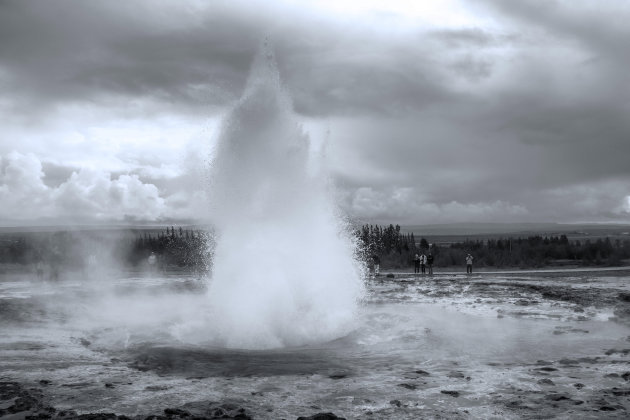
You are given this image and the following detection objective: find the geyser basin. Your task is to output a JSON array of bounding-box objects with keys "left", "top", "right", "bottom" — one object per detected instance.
[
  {"left": 200, "top": 47, "right": 365, "bottom": 349},
  {"left": 2, "top": 271, "right": 630, "bottom": 419}
]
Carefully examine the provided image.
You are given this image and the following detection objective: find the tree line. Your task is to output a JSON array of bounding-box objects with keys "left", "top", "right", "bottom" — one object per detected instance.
[
  {"left": 356, "top": 224, "right": 630, "bottom": 269},
  {"left": 0, "top": 227, "right": 212, "bottom": 273},
  {"left": 2, "top": 224, "right": 629, "bottom": 273},
  {"left": 128, "top": 226, "right": 212, "bottom": 271}
]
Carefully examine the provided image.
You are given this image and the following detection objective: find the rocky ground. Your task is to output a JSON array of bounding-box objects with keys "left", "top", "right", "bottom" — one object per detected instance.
[
  {"left": 3, "top": 269, "right": 630, "bottom": 419},
  {"left": 0, "top": 381, "right": 349, "bottom": 420}
]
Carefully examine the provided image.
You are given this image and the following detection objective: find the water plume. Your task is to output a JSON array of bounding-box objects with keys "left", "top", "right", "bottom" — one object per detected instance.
[{"left": 201, "top": 45, "right": 365, "bottom": 349}]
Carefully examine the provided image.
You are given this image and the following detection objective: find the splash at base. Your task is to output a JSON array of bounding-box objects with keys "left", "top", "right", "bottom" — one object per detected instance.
[{"left": 189, "top": 47, "right": 365, "bottom": 349}]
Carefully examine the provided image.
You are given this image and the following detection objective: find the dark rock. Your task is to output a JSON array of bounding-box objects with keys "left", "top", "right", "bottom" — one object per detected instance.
[
  {"left": 573, "top": 383, "right": 585, "bottom": 389},
  {"left": 535, "top": 367, "right": 558, "bottom": 372},
  {"left": 397, "top": 383, "right": 418, "bottom": 390},
  {"left": 163, "top": 408, "right": 191, "bottom": 417},
  {"left": 69, "top": 414, "right": 120, "bottom": 420},
  {"left": 389, "top": 400, "right": 402, "bottom": 407},
  {"left": 611, "top": 387, "right": 630, "bottom": 396},
  {"left": 386, "top": 273, "right": 395, "bottom": 278},
  {"left": 38, "top": 380, "right": 51, "bottom": 386},
  {"left": 618, "top": 292, "right": 630, "bottom": 302},
  {"left": 79, "top": 338, "right": 92, "bottom": 347},
  {"left": 328, "top": 374, "right": 347, "bottom": 380},
  {"left": 104, "top": 383, "right": 114, "bottom": 388},
  {"left": 440, "top": 390, "right": 460, "bottom": 397},
  {"left": 296, "top": 413, "right": 346, "bottom": 420},
  {"left": 447, "top": 371, "right": 465, "bottom": 378},
  {"left": 622, "top": 372, "right": 630, "bottom": 381},
  {"left": 537, "top": 379, "right": 555, "bottom": 385},
  {"left": 544, "top": 393, "right": 570, "bottom": 402},
  {"left": 0, "top": 381, "right": 50, "bottom": 416},
  {"left": 145, "top": 385, "right": 170, "bottom": 391},
  {"left": 414, "top": 370, "right": 430, "bottom": 376},
  {"left": 605, "top": 348, "right": 630, "bottom": 356}
]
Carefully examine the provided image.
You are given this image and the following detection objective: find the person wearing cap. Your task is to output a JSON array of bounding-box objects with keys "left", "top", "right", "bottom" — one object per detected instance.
[{"left": 466, "top": 253, "right": 474, "bottom": 274}]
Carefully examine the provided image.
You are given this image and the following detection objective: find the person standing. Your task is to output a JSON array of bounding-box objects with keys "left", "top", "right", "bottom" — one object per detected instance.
[
  {"left": 466, "top": 253, "right": 474, "bottom": 274},
  {"left": 148, "top": 252, "right": 157, "bottom": 273},
  {"left": 427, "top": 253, "right": 434, "bottom": 275},
  {"left": 420, "top": 253, "right": 427, "bottom": 274},
  {"left": 413, "top": 254, "right": 421, "bottom": 274},
  {"left": 372, "top": 254, "right": 380, "bottom": 277}
]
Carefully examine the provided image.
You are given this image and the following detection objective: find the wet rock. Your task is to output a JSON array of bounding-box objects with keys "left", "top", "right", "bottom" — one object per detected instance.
[
  {"left": 145, "top": 385, "right": 170, "bottom": 391},
  {"left": 537, "top": 379, "right": 555, "bottom": 386},
  {"left": 397, "top": 383, "right": 418, "bottom": 390},
  {"left": 569, "top": 328, "right": 589, "bottom": 334},
  {"left": 622, "top": 372, "right": 630, "bottom": 381},
  {"left": 534, "top": 367, "right": 558, "bottom": 373},
  {"left": 389, "top": 400, "right": 402, "bottom": 407},
  {"left": 618, "top": 292, "right": 630, "bottom": 302},
  {"left": 414, "top": 369, "right": 430, "bottom": 376},
  {"left": 80, "top": 338, "right": 92, "bottom": 347},
  {"left": 38, "top": 380, "right": 51, "bottom": 386},
  {"left": 68, "top": 413, "right": 123, "bottom": 419},
  {"left": 386, "top": 273, "right": 395, "bottom": 278},
  {"left": 296, "top": 413, "right": 346, "bottom": 420},
  {"left": 163, "top": 408, "right": 191, "bottom": 417},
  {"left": 204, "top": 404, "right": 249, "bottom": 419},
  {"left": 447, "top": 371, "right": 465, "bottom": 378},
  {"left": 328, "top": 374, "right": 347, "bottom": 380},
  {"left": 104, "top": 383, "right": 114, "bottom": 388},
  {"left": 440, "top": 390, "right": 460, "bottom": 397},
  {"left": 544, "top": 393, "right": 571, "bottom": 402},
  {"left": 611, "top": 387, "right": 630, "bottom": 396},
  {"left": 573, "top": 383, "right": 585, "bottom": 389},
  {"left": 605, "top": 348, "right": 630, "bottom": 356},
  {"left": 0, "top": 382, "right": 54, "bottom": 418}
]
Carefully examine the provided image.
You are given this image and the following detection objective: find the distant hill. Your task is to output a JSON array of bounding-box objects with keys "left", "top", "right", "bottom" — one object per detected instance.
[{"left": 399, "top": 223, "right": 630, "bottom": 245}]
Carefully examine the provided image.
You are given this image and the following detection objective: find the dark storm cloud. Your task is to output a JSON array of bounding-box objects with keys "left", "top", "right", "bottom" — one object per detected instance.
[
  {"left": 0, "top": 0, "right": 260, "bottom": 117},
  {"left": 2, "top": 0, "right": 630, "bottom": 224},
  {"left": 0, "top": 0, "right": 458, "bottom": 120}
]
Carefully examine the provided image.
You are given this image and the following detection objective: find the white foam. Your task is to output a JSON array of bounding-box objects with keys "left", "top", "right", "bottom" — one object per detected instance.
[{"left": 178, "top": 45, "right": 365, "bottom": 349}]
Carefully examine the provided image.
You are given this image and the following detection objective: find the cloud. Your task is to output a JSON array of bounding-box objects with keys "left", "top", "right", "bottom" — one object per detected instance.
[
  {"left": 1, "top": 0, "right": 630, "bottom": 225},
  {"left": 0, "top": 151, "right": 185, "bottom": 223},
  {"left": 345, "top": 186, "right": 528, "bottom": 224}
]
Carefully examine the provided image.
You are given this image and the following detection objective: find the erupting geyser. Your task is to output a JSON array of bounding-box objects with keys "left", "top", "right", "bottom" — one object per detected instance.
[{"left": 203, "top": 47, "right": 365, "bottom": 349}]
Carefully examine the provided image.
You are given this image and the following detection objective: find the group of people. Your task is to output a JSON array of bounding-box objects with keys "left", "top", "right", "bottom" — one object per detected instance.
[
  {"left": 368, "top": 251, "right": 476, "bottom": 278},
  {"left": 412, "top": 252, "right": 435, "bottom": 275},
  {"left": 412, "top": 252, "right": 475, "bottom": 274}
]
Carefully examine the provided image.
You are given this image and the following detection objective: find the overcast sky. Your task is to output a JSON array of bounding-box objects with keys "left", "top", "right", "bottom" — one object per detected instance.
[{"left": 1, "top": 0, "right": 630, "bottom": 226}]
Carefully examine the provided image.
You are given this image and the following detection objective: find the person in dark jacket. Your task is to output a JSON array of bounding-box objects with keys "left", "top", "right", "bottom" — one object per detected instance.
[
  {"left": 427, "top": 253, "right": 434, "bottom": 275},
  {"left": 413, "top": 254, "right": 421, "bottom": 274}
]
